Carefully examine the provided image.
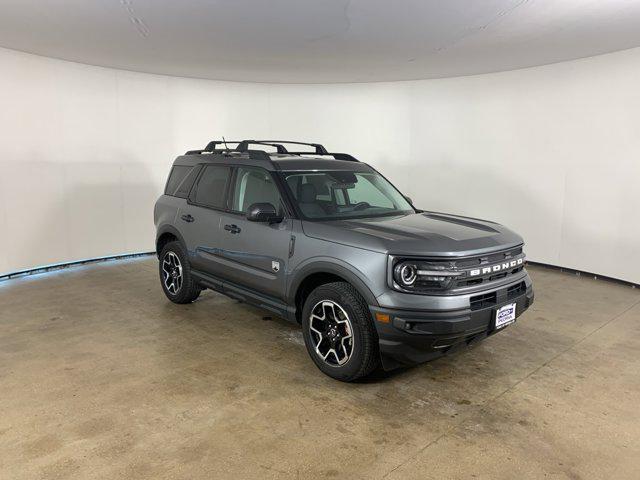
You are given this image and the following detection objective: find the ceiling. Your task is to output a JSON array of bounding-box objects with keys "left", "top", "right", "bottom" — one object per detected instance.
[{"left": 2, "top": 0, "right": 640, "bottom": 83}]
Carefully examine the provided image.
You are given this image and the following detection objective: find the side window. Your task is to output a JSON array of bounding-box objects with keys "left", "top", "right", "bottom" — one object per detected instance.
[
  {"left": 193, "top": 165, "right": 231, "bottom": 208},
  {"left": 231, "top": 167, "right": 282, "bottom": 214},
  {"left": 165, "top": 166, "right": 191, "bottom": 195},
  {"left": 174, "top": 165, "right": 202, "bottom": 198}
]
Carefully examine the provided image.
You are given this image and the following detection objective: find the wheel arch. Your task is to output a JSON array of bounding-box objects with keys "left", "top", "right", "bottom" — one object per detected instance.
[
  {"left": 288, "top": 260, "right": 379, "bottom": 323},
  {"left": 155, "top": 225, "right": 186, "bottom": 257}
]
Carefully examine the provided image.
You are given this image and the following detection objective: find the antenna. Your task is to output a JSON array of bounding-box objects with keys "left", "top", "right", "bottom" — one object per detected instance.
[{"left": 222, "top": 136, "right": 229, "bottom": 150}]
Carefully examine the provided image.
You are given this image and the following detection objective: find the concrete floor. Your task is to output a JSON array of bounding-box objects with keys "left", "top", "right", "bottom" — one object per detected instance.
[{"left": 1, "top": 258, "right": 639, "bottom": 480}]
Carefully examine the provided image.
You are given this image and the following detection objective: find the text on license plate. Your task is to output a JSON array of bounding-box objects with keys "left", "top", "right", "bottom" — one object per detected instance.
[{"left": 495, "top": 303, "right": 517, "bottom": 329}]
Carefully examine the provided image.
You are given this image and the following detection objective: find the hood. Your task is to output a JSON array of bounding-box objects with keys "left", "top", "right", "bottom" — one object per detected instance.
[{"left": 301, "top": 211, "right": 524, "bottom": 257}]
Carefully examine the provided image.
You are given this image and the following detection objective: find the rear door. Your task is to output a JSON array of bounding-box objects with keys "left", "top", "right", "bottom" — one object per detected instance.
[
  {"left": 178, "top": 164, "right": 232, "bottom": 276},
  {"left": 217, "top": 166, "right": 292, "bottom": 300}
]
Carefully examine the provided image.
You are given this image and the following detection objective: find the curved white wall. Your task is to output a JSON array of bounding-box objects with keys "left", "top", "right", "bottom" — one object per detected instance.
[{"left": 1, "top": 47, "right": 638, "bottom": 283}]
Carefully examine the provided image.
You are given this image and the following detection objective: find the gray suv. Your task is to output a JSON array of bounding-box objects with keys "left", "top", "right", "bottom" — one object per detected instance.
[{"left": 154, "top": 140, "right": 534, "bottom": 381}]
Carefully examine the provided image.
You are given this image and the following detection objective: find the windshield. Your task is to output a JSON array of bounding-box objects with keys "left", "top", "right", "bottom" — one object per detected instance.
[{"left": 282, "top": 170, "right": 414, "bottom": 220}]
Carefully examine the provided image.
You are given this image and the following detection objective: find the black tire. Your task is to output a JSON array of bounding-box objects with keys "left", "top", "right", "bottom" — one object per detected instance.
[
  {"left": 159, "top": 241, "right": 201, "bottom": 304},
  {"left": 301, "top": 282, "right": 380, "bottom": 382}
]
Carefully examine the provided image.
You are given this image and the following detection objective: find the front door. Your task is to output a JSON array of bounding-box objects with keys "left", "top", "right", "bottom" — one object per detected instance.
[{"left": 217, "top": 167, "right": 292, "bottom": 300}]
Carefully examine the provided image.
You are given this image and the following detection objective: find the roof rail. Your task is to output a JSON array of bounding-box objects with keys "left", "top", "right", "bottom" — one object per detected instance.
[
  {"left": 287, "top": 151, "right": 359, "bottom": 162},
  {"left": 243, "top": 149, "right": 273, "bottom": 163},
  {"left": 330, "top": 152, "right": 359, "bottom": 162}
]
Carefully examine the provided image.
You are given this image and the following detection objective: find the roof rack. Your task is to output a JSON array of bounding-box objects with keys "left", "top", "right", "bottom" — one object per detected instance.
[
  {"left": 204, "top": 140, "right": 242, "bottom": 152},
  {"left": 236, "top": 140, "right": 358, "bottom": 162},
  {"left": 186, "top": 139, "right": 359, "bottom": 162},
  {"left": 237, "top": 140, "right": 328, "bottom": 155},
  {"left": 185, "top": 139, "right": 242, "bottom": 155},
  {"left": 236, "top": 141, "right": 289, "bottom": 154}
]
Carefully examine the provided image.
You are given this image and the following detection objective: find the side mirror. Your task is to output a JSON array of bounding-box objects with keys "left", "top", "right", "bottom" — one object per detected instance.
[
  {"left": 404, "top": 195, "right": 413, "bottom": 205},
  {"left": 246, "top": 203, "right": 283, "bottom": 223}
]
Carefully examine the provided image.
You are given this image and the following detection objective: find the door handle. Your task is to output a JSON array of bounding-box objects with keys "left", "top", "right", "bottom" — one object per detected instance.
[
  {"left": 224, "top": 224, "right": 241, "bottom": 234},
  {"left": 181, "top": 214, "right": 195, "bottom": 223}
]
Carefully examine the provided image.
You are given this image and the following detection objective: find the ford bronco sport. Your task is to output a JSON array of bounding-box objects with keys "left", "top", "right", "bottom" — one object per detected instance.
[{"left": 154, "top": 140, "right": 534, "bottom": 381}]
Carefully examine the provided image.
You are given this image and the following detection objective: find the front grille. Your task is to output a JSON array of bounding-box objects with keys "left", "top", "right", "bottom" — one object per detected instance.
[
  {"left": 456, "top": 265, "right": 523, "bottom": 287},
  {"left": 453, "top": 246, "right": 522, "bottom": 269},
  {"left": 470, "top": 291, "right": 497, "bottom": 311},
  {"left": 391, "top": 245, "right": 526, "bottom": 294},
  {"left": 453, "top": 245, "right": 525, "bottom": 288}
]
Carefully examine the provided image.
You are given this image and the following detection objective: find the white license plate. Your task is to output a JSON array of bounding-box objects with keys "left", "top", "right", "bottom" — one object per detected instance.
[{"left": 495, "top": 303, "right": 517, "bottom": 329}]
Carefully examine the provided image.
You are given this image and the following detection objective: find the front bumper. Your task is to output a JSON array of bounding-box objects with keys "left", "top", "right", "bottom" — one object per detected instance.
[{"left": 370, "top": 273, "right": 534, "bottom": 369}]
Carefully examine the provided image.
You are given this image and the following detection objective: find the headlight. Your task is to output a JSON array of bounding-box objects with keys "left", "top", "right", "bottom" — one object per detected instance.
[
  {"left": 395, "top": 262, "right": 417, "bottom": 286},
  {"left": 392, "top": 259, "right": 463, "bottom": 292}
]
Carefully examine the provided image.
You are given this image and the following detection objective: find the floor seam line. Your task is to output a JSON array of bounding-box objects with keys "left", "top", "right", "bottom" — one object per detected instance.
[
  {"left": 487, "top": 296, "right": 640, "bottom": 404},
  {"left": 377, "top": 297, "right": 640, "bottom": 479},
  {"left": 380, "top": 430, "right": 449, "bottom": 479}
]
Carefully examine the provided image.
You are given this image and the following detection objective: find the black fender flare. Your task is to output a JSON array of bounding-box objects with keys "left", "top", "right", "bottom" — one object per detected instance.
[
  {"left": 286, "top": 259, "right": 379, "bottom": 308},
  {"left": 155, "top": 224, "right": 187, "bottom": 255}
]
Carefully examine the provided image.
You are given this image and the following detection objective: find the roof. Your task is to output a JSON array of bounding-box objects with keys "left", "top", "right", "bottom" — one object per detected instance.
[{"left": 270, "top": 155, "right": 371, "bottom": 172}]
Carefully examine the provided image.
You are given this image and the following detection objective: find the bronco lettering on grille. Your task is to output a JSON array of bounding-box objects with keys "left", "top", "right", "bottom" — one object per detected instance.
[{"left": 469, "top": 258, "right": 523, "bottom": 277}]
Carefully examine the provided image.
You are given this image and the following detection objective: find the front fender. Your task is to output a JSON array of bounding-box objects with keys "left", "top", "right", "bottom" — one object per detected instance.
[{"left": 286, "top": 257, "right": 379, "bottom": 307}]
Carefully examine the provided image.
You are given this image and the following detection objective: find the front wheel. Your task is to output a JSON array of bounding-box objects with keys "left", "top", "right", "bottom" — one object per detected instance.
[
  {"left": 159, "top": 241, "right": 201, "bottom": 304},
  {"left": 301, "top": 282, "right": 379, "bottom": 382}
]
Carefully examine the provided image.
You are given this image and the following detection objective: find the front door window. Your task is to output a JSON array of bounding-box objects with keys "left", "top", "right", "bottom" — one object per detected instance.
[{"left": 231, "top": 167, "right": 283, "bottom": 214}]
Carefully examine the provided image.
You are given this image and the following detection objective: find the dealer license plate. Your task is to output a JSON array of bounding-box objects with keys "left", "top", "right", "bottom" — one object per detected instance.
[{"left": 495, "top": 303, "right": 517, "bottom": 329}]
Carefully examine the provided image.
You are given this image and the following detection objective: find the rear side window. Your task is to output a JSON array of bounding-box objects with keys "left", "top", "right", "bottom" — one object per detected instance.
[
  {"left": 174, "top": 165, "right": 202, "bottom": 198},
  {"left": 165, "top": 166, "right": 191, "bottom": 195},
  {"left": 193, "top": 165, "right": 231, "bottom": 208}
]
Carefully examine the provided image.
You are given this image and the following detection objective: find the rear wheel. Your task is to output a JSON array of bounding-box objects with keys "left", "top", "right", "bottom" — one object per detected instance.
[
  {"left": 302, "top": 282, "right": 379, "bottom": 381},
  {"left": 159, "top": 241, "right": 200, "bottom": 304}
]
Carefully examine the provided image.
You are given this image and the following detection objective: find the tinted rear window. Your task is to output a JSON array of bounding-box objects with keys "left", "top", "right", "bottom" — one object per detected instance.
[
  {"left": 165, "top": 166, "right": 191, "bottom": 195},
  {"left": 193, "top": 165, "right": 231, "bottom": 208},
  {"left": 174, "top": 165, "right": 202, "bottom": 198}
]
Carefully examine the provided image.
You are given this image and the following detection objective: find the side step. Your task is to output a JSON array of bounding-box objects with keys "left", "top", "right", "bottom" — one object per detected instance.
[{"left": 191, "top": 270, "right": 295, "bottom": 321}]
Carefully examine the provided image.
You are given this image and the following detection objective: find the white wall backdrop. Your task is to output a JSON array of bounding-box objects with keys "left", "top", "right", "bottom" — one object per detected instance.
[{"left": 0, "top": 47, "right": 638, "bottom": 283}]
